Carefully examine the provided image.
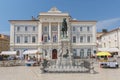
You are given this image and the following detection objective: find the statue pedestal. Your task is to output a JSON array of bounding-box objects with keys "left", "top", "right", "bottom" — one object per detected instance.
[
  {"left": 56, "top": 57, "right": 71, "bottom": 67},
  {"left": 60, "top": 38, "right": 69, "bottom": 42}
]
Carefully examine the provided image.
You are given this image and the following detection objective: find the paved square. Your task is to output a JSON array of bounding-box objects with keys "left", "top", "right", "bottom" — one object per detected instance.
[{"left": 0, "top": 63, "right": 120, "bottom": 80}]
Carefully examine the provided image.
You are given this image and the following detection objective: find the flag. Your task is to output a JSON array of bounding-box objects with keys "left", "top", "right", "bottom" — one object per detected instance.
[{"left": 48, "top": 34, "right": 50, "bottom": 40}]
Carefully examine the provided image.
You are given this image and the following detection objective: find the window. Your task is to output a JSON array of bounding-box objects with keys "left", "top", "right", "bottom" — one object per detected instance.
[
  {"left": 73, "top": 36, "right": 76, "bottom": 43},
  {"left": 25, "top": 26, "right": 27, "bottom": 31},
  {"left": 53, "top": 35, "right": 57, "bottom": 42},
  {"left": 80, "top": 27, "right": 82, "bottom": 31},
  {"left": 80, "top": 36, "right": 83, "bottom": 43},
  {"left": 80, "top": 49, "right": 84, "bottom": 58},
  {"left": 87, "top": 49, "right": 91, "bottom": 57},
  {"left": 73, "top": 49, "right": 77, "bottom": 57},
  {"left": 33, "top": 26, "right": 36, "bottom": 31},
  {"left": 87, "top": 36, "right": 90, "bottom": 42},
  {"left": 24, "top": 36, "right": 28, "bottom": 43},
  {"left": 44, "top": 26, "right": 48, "bottom": 32},
  {"left": 73, "top": 26, "right": 75, "bottom": 31},
  {"left": 17, "top": 36, "right": 20, "bottom": 43},
  {"left": 17, "top": 26, "right": 20, "bottom": 31},
  {"left": 44, "top": 36, "right": 47, "bottom": 42},
  {"left": 32, "top": 36, "right": 36, "bottom": 43},
  {"left": 52, "top": 26, "right": 57, "bottom": 31},
  {"left": 87, "top": 26, "right": 90, "bottom": 31}
]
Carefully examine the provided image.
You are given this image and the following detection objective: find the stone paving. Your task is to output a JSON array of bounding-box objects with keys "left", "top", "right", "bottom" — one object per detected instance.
[
  {"left": 0, "top": 58, "right": 120, "bottom": 80},
  {"left": 0, "top": 63, "right": 120, "bottom": 80}
]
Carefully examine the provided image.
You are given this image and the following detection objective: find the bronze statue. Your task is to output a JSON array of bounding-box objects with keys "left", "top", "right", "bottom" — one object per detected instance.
[{"left": 61, "top": 18, "right": 67, "bottom": 37}]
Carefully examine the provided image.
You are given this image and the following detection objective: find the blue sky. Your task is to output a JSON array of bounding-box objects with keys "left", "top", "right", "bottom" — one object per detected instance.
[{"left": 0, "top": 0, "right": 120, "bottom": 35}]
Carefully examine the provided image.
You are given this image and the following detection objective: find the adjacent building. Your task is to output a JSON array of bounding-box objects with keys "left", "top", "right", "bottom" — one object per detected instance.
[
  {"left": 9, "top": 7, "right": 97, "bottom": 59},
  {"left": 96, "top": 28, "right": 120, "bottom": 56},
  {"left": 96, "top": 31, "right": 106, "bottom": 48},
  {"left": 101, "top": 28, "right": 120, "bottom": 49},
  {"left": 0, "top": 34, "right": 10, "bottom": 52}
]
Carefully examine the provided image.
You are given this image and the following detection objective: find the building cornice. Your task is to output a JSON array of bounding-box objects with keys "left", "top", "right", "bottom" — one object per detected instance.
[
  {"left": 9, "top": 20, "right": 39, "bottom": 22},
  {"left": 70, "top": 20, "right": 97, "bottom": 22}
]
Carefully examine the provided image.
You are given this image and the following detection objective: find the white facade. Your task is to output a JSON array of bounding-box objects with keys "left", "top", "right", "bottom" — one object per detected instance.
[
  {"left": 101, "top": 28, "right": 120, "bottom": 49},
  {"left": 9, "top": 7, "right": 97, "bottom": 59}
]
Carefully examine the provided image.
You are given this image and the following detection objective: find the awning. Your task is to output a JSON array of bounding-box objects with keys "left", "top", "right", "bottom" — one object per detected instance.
[
  {"left": 107, "top": 48, "right": 119, "bottom": 52},
  {"left": 98, "top": 48, "right": 108, "bottom": 52},
  {"left": 1, "top": 51, "right": 17, "bottom": 55},
  {"left": 23, "top": 50, "right": 39, "bottom": 55},
  {"left": 96, "top": 51, "right": 111, "bottom": 56},
  {"left": 98, "top": 48, "right": 119, "bottom": 52}
]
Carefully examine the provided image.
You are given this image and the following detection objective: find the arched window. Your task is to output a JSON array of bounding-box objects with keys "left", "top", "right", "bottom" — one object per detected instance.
[
  {"left": 73, "top": 49, "right": 77, "bottom": 57},
  {"left": 87, "top": 49, "right": 91, "bottom": 57},
  {"left": 80, "top": 49, "right": 84, "bottom": 58},
  {"left": 52, "top": 49, "right": 57, "bottom": 59}
]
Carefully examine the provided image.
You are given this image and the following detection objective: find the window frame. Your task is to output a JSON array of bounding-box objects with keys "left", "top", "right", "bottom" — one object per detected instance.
[
  {"left": 73, "top": 26, "right": 75, "bottom": 31},
  {"left": 80, "top": 36, "right": 83, "bottom": 43},
  {"left": 87, "top": 49, "right": 91, "bottom": 57},
  {"left": 33, "top": 26, "right": 36, "bottom": 31},
  {"left": 44, "top": 36, "right": 48, "bottom": 42},
  {"left": 25, "top": 26, "right": 28, "bottom": 31},
  {"left": 44, "top": 26, "right": 48, "bottom": 32},
  {"left": 53, "top": 35, "right": 57, "bottom": 42},
  {"left": 80, "top": 49, "right": 84, "bottom": 58},
  {"left": 73, "top": 36, "right": 76, "bottom": 43},
  {"left": 87, "top": 36, "right": 91, "bottom": 43},
  {"left": 32, "top": 36, "right": 36, "bottom": 43},
  {"left": 24, "top": 36, "right": 28, "bottom": 43},
  {"left": 17, "top": 26, "right": 20, "bottom": 31},
  {"left": 17, "top": 36, "right": 20, "bottom": 43},
  {"left": 80, "top": 27, "right": 83, "bottom": 31},
  {"left": 87, "top": 26, "right": 90, "bottom": 31}
]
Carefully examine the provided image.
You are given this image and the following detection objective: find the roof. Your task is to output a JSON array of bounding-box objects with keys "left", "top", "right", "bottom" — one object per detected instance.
[
  {"left": 101, "top": 27, "right": 120, "bottom": 36},
  {"left": 96, "top": 32, "right": 106, "bottom": 39}
]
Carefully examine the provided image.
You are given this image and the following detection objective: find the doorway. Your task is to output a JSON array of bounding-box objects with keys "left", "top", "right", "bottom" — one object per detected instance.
[{"left": 52, "top": 49, "right": 57, "bottom": 59}]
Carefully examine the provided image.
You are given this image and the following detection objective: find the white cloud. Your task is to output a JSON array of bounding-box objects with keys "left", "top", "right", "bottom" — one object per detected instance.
[{"left": 97, "top": 18, "right": 120, "bottom": 31}]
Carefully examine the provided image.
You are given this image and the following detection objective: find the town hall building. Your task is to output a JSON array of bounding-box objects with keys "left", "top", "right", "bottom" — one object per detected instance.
[{"left": 9, "top": 7, "right": 97, "bottom": 59}]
